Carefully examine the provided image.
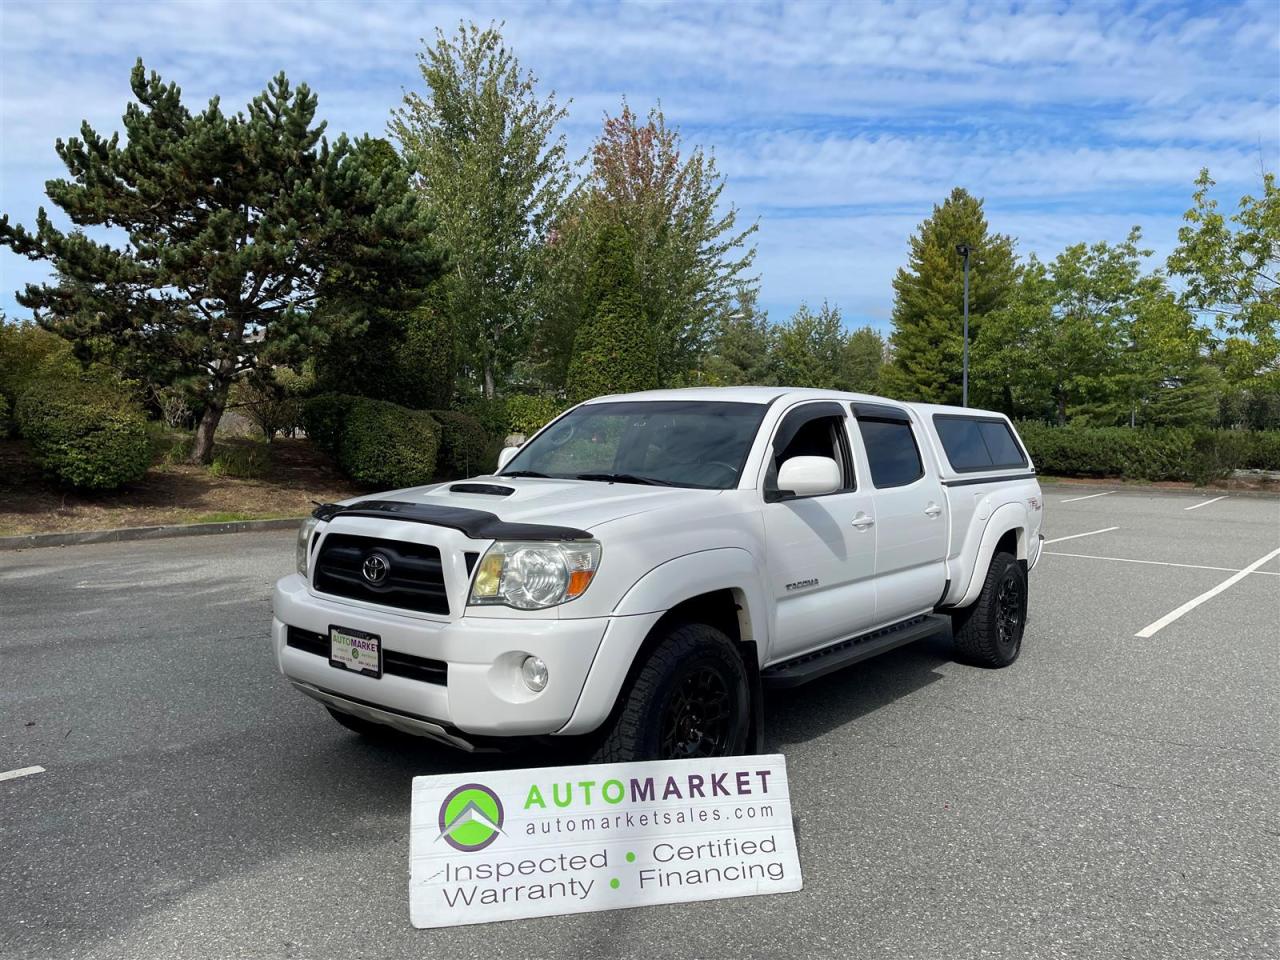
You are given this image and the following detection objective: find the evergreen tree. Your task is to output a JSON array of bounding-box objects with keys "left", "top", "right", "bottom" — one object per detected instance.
[
  {"left": 701, "top": 288, "right": 777, "bottom": 386},
  {"left": 392, "top": 22, "right": 573, "bottom": 398},
  {"left": 842, "top": 326, "right": 886, "bottom": 394},
  {"left": 881, "top": 188, "right": 1017, "bottom": 404},
  {"left": 566, "top": 226, "right": 658, "bottom": 403},
  {"left": 1, "top": 62, "right": 441, "bottom": 463}
]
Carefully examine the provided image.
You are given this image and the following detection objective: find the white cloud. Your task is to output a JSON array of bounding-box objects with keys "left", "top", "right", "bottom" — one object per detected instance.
[{"left": 2, "top": 0, "right": 1277, "bottom": 325}]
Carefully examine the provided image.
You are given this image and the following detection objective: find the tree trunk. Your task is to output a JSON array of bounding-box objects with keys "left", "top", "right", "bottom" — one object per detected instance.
[
  {"left": 483, "top": 362, "right": 495, "bottom": 400},
  {"left": 189, "top": 379, "right": 231, "bottom": 465},
  {"left": 1055, "top": 389, "right": 1067, "bottom": 426}
]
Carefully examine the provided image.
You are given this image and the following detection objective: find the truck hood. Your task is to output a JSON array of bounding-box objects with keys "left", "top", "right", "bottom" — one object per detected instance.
[{"left": 343, "top": 477, "right": 722, "bottom": 534}]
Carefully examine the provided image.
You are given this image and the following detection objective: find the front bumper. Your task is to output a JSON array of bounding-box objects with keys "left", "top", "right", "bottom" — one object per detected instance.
[{"left": 273, "top": 574, "right": 610, "bottom": 739}]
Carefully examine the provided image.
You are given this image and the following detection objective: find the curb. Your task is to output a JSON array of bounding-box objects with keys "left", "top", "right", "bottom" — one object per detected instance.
[
  {"left": 1038, "top": 480, "right": 1279, "bottom": 501},
  {"left": 0, "top": 517, "right": 304, "bottom": 552}
]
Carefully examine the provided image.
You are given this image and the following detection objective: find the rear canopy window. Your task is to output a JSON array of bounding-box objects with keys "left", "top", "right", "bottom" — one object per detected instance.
[{"left": 933, "top": 416, "right": 1028, "bottom": 472}]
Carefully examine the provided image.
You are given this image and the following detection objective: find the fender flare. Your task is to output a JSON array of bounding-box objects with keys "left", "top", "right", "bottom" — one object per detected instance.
[
  {"left": 954, "top": 502, "right": 1028, "bottom": 608},
  {"left": 557, "top": 548, "right": 770, "bottom": 735}
]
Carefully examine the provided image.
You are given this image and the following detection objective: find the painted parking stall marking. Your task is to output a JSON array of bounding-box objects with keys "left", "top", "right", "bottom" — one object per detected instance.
[
  {"left": 0, "top": 765, "right": 45, "bottom": 783},
  {"left": 1059, "top": 490, "right": 1115, "bottom": 503},
  {"left": 409, "top": 754, "right": 801, "bottom": 928},
  {"left": 1184, "top": 496, "right": 1228, "bottom": 511},
  {"left": 1043, "top": 526, "right": 1119, "bottom": 545},
  {"left": 1134, "top": 546, "right": 1280, "bottom": 638}
]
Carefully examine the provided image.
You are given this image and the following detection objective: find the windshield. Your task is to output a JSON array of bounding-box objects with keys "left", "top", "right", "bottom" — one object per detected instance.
[{"left": 500, "top": 400, "right": 768, "bottom": 489}]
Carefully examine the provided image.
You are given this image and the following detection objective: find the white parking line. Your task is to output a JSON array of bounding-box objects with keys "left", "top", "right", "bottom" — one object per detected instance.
[
  {"left": 1184, "top": 496, "right": 1227, "bottom": 511},
  {"left": 0, "top": 765, "right": 45, "bottom": 783},
  {"left": 1043, "top": 526, "right": 1120, "bottom": 545},
  {"left": 1134, "top": 546, "right": 1280, "bottom": 638},
  {"left": 1044, "top": 551, "right": 1280, "bottom": 576},
  {"left": 1059, "top": 491, "right": 1115, "bottom": 503}
]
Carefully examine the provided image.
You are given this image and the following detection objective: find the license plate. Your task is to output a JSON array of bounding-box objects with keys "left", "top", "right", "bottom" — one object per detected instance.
[{"left": 329, "top": 625, "right": 381, "bottom": 679}]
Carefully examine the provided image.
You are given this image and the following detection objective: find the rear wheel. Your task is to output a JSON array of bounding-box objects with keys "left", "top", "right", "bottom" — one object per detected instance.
[
  {"left": 592, "top": 623, "right": 751, "bottom": 763},
  {"left": 951, "top": 550, "right": 1026, "bottom": 667}
]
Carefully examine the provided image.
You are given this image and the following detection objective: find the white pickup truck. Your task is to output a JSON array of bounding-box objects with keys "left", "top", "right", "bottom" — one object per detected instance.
[{"left": 273, "top": 387, "right": 1043, "bottom": 761}]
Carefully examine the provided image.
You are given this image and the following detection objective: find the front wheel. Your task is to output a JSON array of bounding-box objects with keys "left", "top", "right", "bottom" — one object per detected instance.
[
  {"left": 591, "top": 623, "right": 751, "bottom": 763},
  {"left": 951, "top": 550, "right": 1027, "bottom": 668}
]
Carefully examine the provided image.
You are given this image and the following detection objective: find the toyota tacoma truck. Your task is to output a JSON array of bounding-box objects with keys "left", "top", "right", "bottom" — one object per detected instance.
[{"left": 272, "top": 387, "right": 1043, "bottom": 761}]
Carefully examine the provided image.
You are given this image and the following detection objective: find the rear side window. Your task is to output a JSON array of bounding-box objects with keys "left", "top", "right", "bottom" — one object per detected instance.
[
  {"left": 933, "top": 415, "right": 1027, "bottom": 472},
  {"left": 857, "top": 420, "right": 923, "bottom": 488}
]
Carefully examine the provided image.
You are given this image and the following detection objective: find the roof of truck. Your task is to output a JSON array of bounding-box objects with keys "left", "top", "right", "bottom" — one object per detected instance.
[{"left": 583, "top": 386, "right": 1009, "bottom": 422}]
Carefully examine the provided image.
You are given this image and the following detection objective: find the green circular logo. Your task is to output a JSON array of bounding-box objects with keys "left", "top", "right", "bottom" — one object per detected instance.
[{"left": 437, "top": 783, "right": 504, "bottom": 852}]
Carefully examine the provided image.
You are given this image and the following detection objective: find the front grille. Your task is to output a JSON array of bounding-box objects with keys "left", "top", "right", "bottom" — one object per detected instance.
[
  {"left": 313, "top": 534, "right": 449, "bottom": 615},
  {"left": 286, "top": 626, "right": 447, "bottom": 686}
]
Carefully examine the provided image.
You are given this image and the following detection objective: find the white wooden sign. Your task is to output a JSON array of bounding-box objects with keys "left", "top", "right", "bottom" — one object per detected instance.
[{"left": 409, "top": 754, "right": 802, "bottom": 928}]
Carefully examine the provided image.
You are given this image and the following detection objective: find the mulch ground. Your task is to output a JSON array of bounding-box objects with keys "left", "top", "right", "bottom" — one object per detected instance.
[{"left": 0, "top": 437, "right": 360, "bottom": 536}]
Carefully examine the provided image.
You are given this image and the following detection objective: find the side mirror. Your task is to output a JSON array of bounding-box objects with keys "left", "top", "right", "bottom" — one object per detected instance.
[
  {"left": 496, "top": 446, "right": 521, "bottom": 471},
  {"left": 776, "top": 456, "right": 841, "bottom": 499}
]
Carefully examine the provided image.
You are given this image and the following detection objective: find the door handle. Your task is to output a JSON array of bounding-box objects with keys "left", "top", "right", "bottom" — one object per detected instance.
[
  {"left": 851, "top": 513, "right": 875, "bottom": 529},
  {"left": 924, "top": 503, "right": 942, "bottom": 518}
]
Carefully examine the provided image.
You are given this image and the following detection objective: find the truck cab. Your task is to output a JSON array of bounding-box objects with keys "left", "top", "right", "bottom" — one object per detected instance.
[{"left": 272, "top": 387, "right": 1042, "bottom": 761}]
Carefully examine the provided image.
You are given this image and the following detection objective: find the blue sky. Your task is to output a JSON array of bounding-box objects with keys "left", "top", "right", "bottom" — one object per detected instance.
[{"left": 1, "top": 0, "right": 1277, "bottom": 333}]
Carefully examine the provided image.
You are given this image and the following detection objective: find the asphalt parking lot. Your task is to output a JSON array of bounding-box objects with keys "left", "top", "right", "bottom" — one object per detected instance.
[{"left": 2, "top": 485, "right": 1277, "bottom": 960}]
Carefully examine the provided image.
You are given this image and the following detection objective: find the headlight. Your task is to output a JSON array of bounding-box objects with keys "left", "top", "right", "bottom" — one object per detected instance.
[
  {"left": 296, "top": 516, "right": 320, "bottom": 577},
  {"left": 469, "top": 540, "right": 601, "bottom": 610}
]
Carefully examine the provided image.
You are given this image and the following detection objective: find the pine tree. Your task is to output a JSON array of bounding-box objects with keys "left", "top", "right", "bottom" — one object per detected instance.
[
  {"left": 1, "top": 62, "right": 442, "bottom": 463},
  {"left": 881, "top": 188, "right": 1017, "bottom": 404},
  {"left": 566, "top": 227, "right": 658, "bottom": 403}
]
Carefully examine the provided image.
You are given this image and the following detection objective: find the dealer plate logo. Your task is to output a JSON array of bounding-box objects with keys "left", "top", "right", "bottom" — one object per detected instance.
[{"left": 437, "top": 784, "right": 504, "bottom": 852}]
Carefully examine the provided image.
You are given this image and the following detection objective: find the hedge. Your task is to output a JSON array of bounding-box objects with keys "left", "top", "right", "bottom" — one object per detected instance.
[
  {"left": 1016, "top": 422, "right": 1280, "bottom": 485},
  {"left": 15, "top": 379, "right": 153, "bottom": 490},
  {"left": 0, "top": 394, "right": 10, "bottom": 438},
  {"left": 335, "top": 397, "right": 441, "bottom": 489},
  {"left": 462, "top": 394, "right": 567, "bottom": 440},
  {"left": 301, "top": 393, "right": 359, "bottom": 454},
  {"left": 427, "top": 409, "right": 493, "bottom": 478}
]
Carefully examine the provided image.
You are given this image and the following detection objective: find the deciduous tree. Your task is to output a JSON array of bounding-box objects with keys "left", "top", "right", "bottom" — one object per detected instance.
[{"left": 392, "top": 22, "right": 573, "bottom": 398}]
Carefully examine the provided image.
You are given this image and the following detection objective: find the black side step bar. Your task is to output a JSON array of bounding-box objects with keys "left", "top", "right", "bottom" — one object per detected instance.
[{"left": 761, "top": 613, "right": 951, "bottom": 689}]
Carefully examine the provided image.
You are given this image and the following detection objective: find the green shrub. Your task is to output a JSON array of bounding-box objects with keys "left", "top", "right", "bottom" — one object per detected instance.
[
  {"left": 0, "top": 321, "right": 76, "bottom": 403},
  {"left": 337, "top": 397, "right": 440, "bottom": 489},
  {"left": 428, "top": 409, "right": 492, "bottom": 478},
  {"left": 504, "top": 394, "right": 566, "bottom": 437},
  {"left": 208, "top": 443, "right": 271, "bottom": 479},
  {"left": 301, "top": 393, "right": 359, "bottom": 454},
  {"left": 458, "top": 394, "right": 567, "bottom": 441},
  {"left": 14, "top": 379, "right": 152, "bottom": 490},
  {"left": 1240, "top": 431, "right": 1280, "bottom": 470}
]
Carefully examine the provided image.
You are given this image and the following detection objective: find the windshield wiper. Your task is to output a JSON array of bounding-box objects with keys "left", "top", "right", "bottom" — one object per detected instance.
[
  {"left": 501, "top": 470, "right": 551, "bottom": 478},
  {"left": 574, "top": 472, "right": 681, "bottom": 487}
]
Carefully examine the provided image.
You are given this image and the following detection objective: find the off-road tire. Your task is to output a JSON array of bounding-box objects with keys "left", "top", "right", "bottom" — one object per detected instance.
[
  {"left": 327, "top": 706, "right": 396, "bottom": 740},
  {"left": 951, "top": 550, "right": 1026, "bottom": 668},
  {"left": 591, "top": 623, "right": 751, "bottom": 763}
]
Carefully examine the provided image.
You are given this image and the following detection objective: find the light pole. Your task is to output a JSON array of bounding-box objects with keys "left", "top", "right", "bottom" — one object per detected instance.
[{"left": 956, "top": 243, "right": 971, "bottom": 407}]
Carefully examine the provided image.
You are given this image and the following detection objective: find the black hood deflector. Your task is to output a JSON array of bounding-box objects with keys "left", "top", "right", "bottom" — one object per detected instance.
[{"left": 311, "top": 499, "right": 593, "bottom": 542}]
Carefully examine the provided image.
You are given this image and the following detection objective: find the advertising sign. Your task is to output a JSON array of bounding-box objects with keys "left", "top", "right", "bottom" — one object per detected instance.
[{"left": 409, "top": 754, "right": 802, "bottom": 928}]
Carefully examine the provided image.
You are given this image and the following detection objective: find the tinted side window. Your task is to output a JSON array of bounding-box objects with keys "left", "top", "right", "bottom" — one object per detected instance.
[
  {"left": 979, "top": 422, "right": 1026, "bottom": 468},
  {"left": 858, "top": 420, "right": 923, "bottom": 488},
  {"left": 933, "top": 418, "right": 988, "bottom": 470},
  {"left": 933, "top": 415, "right": 1027, "bottom": 471}
]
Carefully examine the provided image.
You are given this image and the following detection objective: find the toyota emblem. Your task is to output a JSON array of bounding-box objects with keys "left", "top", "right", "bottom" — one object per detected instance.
[{"left": 362, "top": 553, "right": 390, "bottom": 585}]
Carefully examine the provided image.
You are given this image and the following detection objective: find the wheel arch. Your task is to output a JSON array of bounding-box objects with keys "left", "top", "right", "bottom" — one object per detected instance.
[
  {"left": 557, "top": 549, "right": 768, "bottom": 736},
  {"left": 952, "top": 503, "right": 1028, "bottom": 609}
]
